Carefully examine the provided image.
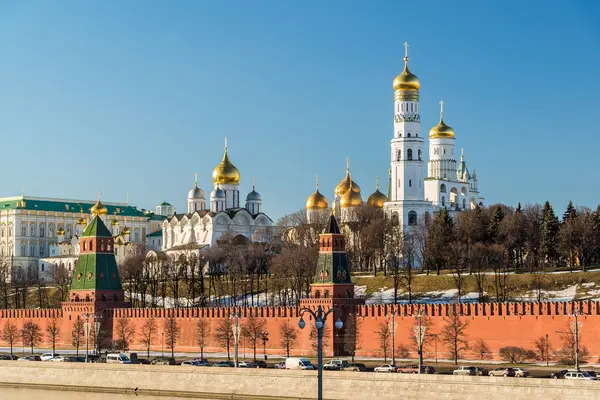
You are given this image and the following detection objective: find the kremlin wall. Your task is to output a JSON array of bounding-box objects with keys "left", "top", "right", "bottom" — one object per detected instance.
[{"left": 1, "top": 206, "right": 599, "bottom": 363}]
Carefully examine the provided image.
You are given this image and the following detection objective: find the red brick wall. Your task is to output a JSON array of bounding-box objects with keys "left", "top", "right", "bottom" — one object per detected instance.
[{"left": 0, "top": 301, "right": 598, "bottom": 361}]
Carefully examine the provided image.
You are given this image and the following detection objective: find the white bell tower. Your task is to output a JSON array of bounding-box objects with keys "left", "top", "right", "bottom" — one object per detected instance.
[{"left": 384, "top": 43, "right": 432, "bottom": 229}]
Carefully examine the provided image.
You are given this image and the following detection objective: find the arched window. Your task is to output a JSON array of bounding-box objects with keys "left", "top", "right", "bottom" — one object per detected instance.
[
  {"left": 440, "top": 184, "right": 447, "bottom": 193},
  {"left": 41, "top": 264, "right": 45, "bottom": 272},
  {"left": 461, "top": 187, "right": 467, "bottom": 196},
  {"left": 22, "top": 225, "right": 27, "bottom": 237},
  {"left": 407, "top": 133, "right": 411, "bottom": 137},
  {"left": 396, "top": 149, "right": 401, "bottom": 161},
  {"left": 407, "top": 149, "right": 413, "bottom": 161},
  {"left": 324, "top": 290, "right": 330, "bottom": 299},
  {"left": 315, "top": 290, "right": 321, "bottom": 299},
  {"left": 418, "top": 149, "right": 422, "bottom": 161},
  {"left": 83, "top": 242, "right": 87, "bottom": 251},
  {"left": 462, "top": 198, "right": 466, "bottom": 209},
  {"left": 39, "top": 225, "right": 45, "bottom": 237},
  {"left": 408, "top": 211, "right": 417, "bottom": 226},
  {"left": 30, "top": 226, "right": 36, "bottom": 237},
  {"left": 441, "top": 196, "right": 446, "bottom": 206},
  {"left": 424, "top": 211, "right": 431, "bottom": 225}
]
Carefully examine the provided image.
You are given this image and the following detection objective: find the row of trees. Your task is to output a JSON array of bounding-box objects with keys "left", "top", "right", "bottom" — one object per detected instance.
[{"left": 0, "top": 318, "right": 61, "bottom": 355}]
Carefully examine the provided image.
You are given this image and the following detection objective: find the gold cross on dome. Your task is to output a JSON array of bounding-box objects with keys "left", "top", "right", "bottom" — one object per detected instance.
[
  {"left": 224, "top": 137, "right": 228, "bottom": 149},
  {"left": 403, "top": 42, "right": 409, "bottom": 58},
  {"left": 439, "top": 100, "right": 444, "bottom": 117},
  {"left": 345, "top": 157, "right": 350, "bottom": 171},
  {"left": 194, "top": 173, "right": 198, "bottom": 186}
]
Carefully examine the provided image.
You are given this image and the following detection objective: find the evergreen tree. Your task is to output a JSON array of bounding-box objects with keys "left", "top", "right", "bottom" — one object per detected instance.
[
  {"left": 488, "top": 206, "right": 505, "bottom": 243},
  {"left": 424, "top": 207, "right": 455, "bottom": 275},
  {"left": 563, "top": 201, "right": 578, "bottom": 223},
  {"left": 540, "top": 201, "right": 560, "bottom": 265}
]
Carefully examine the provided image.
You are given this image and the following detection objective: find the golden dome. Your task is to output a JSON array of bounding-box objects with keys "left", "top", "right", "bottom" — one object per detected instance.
[
  {"left": 212, "top": 146, "right": 240, "bottom": 185},
  {"left": 90, "top": 193, "right": 108, "bottom": 216},
  {"left": 56, "top": 227, "right": 65, "bottom": 235},
  {"left": 367, "top": 177, "right": 388, "bottom": 208},
  {"left": 340, "top": 181, "right": 362, "bottom": 208},
  {"left": 429, "top": 102, "right": 454, "bottom": 139},
  {"left": 306, "top": 176, "right": 329, "bottom": 210},
  {"left": 335, "top": 167, "right": 361, "bottom": 196},
  {"left": 122, "top": 226, "right": 131, "bottom": 235},
  {"left": 77, "top": 217, "right": 87, "bottom": 225},
  {"left": 111, "top": 218, "right": 119, "bottom": 226},
  {"left": 393, "top": 57, "right": 420, "bottom": 92}
]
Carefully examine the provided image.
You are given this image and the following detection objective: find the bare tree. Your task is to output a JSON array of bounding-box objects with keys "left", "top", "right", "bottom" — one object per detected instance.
[
  {"left": 139, "top": 317, "right": 158, "bottom": 358},
  {"left": 21, "top": 320, "right": 43, "bottom": 354},
  {"left": 309, "top": 323, "right": 330, "bottom": 356},
  {"left": 215, "top": 318, "right": 234, "bottom": 360},
  {"left": 473, "top": 338, "right": 490, "bottom": 360},
  {"left": 279, "top": 320, "right": 297, "bottom": 358},
  {"left": 45, "top": 318, "right": 60, "bottom": 354},
  {"left": 441, "top": 307, "right": 469, "bottom": 365},
  {"left": 71, "top": 316, "right": 85, "bottom": 356},
  {"left": 342, "top": 314, "right": 361, "bottom": 362},
  {"left": 241, "top": 316, "right": 267, "bottom": 362},
  {"left": 534, "top": 335, "right": 552, "bottom": 364},
  {"left": 163, "top": 313, "right": 181, "bottom": 358},
  {"left": 115, "top": 317, "right": 136, "bottom": 353},
  {"left": 375, "top": 321, "right": 391, "bottom": 362},
  {"left": 1, "top": 320, "right": 19, "bottom": 355},
  {"left": 196, "top": 319, "right": 211, "bottom": 359}
]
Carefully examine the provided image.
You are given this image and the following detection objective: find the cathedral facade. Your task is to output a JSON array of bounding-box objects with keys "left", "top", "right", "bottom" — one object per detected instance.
[{"left": 160, "top": 142, "right": 273, "bottom": 258}]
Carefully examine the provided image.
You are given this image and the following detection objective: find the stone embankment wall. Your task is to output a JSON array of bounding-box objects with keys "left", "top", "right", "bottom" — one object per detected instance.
[
  {"left": 1, "top": 362, "right": 600, "bottom": 400},
  {"left": 1, "top": 301, "right": 599, "bottom": 360}
]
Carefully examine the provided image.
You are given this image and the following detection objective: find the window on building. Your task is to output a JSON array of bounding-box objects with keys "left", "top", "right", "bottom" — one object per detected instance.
[
  {"left": 20, "top": 245, "right": 25, "bottom": 256},
  {"left": 440, "top": 184, "right": 447, "bottom": 193},
  {"left": 442, "top": 196, "right": 446, "bottom": 206},
  {"left": 407, "top": 149, "right": 413, "bottom": 160},
  {"left": 8, "top": 227, "right": 11, "bottom": 237},
  {"left": 409, "top": 180, "right": 412, "bottom": 187},
  {"left": 22, "top": 225, "right": 27, "bottom": 237},
  {"left": 396, "top": 149, "right": 401, "bottom": 161},
  {"left": 1, "top": 229, "right": 4, "bottom": 237},
  {"left": 41, "top": 264, "right": 45, "bottom": 272},
  {"left": 408, "top": 211, "right": 417, "bottom": 226},
  {"left": 30, "top": 226, "right": 36, "bottom": 237},
  {"left": 39, "top": 246, "right": 44, "bottom": 257},
  {"left": 40, "top": 225, "right": 45, "bottom": 237},
  {"left": 407, "top": 133, "right": 411, "bottom": 137},
  {"left": 418, "top": 149, "right": 422, "bottom": 161}
]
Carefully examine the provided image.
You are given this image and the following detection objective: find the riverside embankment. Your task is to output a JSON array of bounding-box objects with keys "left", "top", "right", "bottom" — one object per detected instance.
[{"left": 2, "top": 361, "right": 600, "bottom": 399}]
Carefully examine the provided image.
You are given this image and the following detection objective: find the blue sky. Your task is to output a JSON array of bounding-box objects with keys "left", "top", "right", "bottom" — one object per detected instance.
[{"left": 0, "top": 1, "right": 599, "bottom": 219}]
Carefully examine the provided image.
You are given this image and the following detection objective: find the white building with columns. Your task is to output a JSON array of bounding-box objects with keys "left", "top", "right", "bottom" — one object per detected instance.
[
  {"left": 384, "top": 44, "right": 484, "bottom": 230},
  {"left": 160, "top": 142, "right": 273, "bottom": 257}
]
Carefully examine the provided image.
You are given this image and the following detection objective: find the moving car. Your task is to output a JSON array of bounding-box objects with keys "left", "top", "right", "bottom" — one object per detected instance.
[
  {"left": 106, "top": 353, "right": 132, "bottom": 364},
  {"left": 285, "top": 357, "right": 314, "bottom": 370},
  {"left": 512, "top": 368, "right": 529, "bottom": 378},
  {"left": 453, "top": 366, "right": 477, "bottom": 376},
  {"left": 564, "top": 371, "right": 598, "bottom": 380},
  {"left": 551, "top": 370, "right": 568, "bottom": 379},
  {"left": 324, "top": 359, "right": 350, "bottom": 371},
  {"left": 343, "top": 363, "right": 367, "bottom": 372},
  {"left": 488, "top": 367, "right": 516, "bottom": 377},
  {"left": 40, "top": 353, "right": 59, "bottom": 361},
  {"left": 374, "top": 364, "right": 397, "bottom": 373}
]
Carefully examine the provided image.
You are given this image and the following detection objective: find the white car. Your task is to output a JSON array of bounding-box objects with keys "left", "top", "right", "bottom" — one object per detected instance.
[
  {"left": 40, "top": 353, "right": 58, "bottom": 361},
  {"left": 512, "top": 368, "right": 529, "bottom": 378},
  {"left": 50, "top": 356, "right": 66, "bottom": 362},
  {"left": 564, "top": 371, "right": 598, "bottom": 380},
  {"left": 374, "top": 364, "right": 397, "bottom": 373}
]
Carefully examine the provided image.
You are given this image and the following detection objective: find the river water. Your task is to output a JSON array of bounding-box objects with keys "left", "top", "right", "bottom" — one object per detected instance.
[{"left": 3, "top": 387, "right": 199, "bottom": 400}]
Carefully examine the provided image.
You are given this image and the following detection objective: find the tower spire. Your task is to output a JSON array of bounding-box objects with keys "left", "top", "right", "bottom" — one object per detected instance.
[
  {"left": 252, "top": 176, "right": 256, "bottom": 190},
  {"left": 345, "top": 157, "right": 350, "bottom": 172},
  {"left": 403, "top": 41, "right": 409, "bottom": 62},
  {"left": 375, "top": 176, "right": 379, "bottom": 190},
  {"left": 194, "top": 173, "right": 198, "bottom": 187},
  {"left": 316, "top": 175, "right": 319, "bottom": 190},
  {"left": 224, "top": 137, "right": 228, "bottom": 149}
]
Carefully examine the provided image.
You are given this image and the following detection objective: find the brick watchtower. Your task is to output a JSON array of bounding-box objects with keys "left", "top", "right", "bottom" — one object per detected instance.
[
  {"left": 65, "top": 196, "right": 129, "bottom": 311},
  {"left": 300, "top": 213, "right": 364, "bottom": 356}
]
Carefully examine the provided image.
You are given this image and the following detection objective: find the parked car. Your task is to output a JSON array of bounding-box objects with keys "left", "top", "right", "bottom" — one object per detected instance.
[
  {"left": 564, "top": 371, "right": 598, "bottom": 380},
  {"left": 135, "top": 358, "right": 151, "bottom": 365},
  {"left": 582, "top": 370, "right": 598, "bottom": 378},
  {"left": 512, "top": 368, "right": 529, "bottom": 378},
  {"left": 106, "top": 353, "right": 132, "bottom": 364},
  {"left": 453, "top": 366, "right": 477, "bottom": 376},
  {"left": 213, "top": 361, "right": 234, "bottom": 367},
  {"left": 397, "top": 364, "right": 420, "bottom": 374},
  {"left": 343, "top": 363, "right": 367, "bottom": 372},
  {"left": 275, "top": 361, "right": 286, "bottom": 369},
  {"left": 151, "top": 357, "right": 176, "bottom": 365},
  {"left": 551, "top": 370, "right": 568, "bottom": 379},
  {"left": 473, "top": 367, "right": 488, "bottom": 376},
  {"left": 0, "top": 354, "right": 18, "bottom": 360},
  {"left": 324, "top": 359, "right": 350, "bottom": 371},
  {"left": 255, "top": 360, "right": 268, "bottom": 368},
  {"left": 50, "top": 356, "right": 66, "bottom": 362},
  {"left": 40, "top": 353, "right": 59, "bottom": 361},
  {"left": 489, "top": 367, "right": 516, "bottom": 377},
  {"left": 17, "top": 355, "right": 42, "bottom": 362},
  {"left": 238, "top": 361, "right": 256, "bottom": 368},
  {"left": 374, "top": 364, "right": 397, "bottom": 373}
]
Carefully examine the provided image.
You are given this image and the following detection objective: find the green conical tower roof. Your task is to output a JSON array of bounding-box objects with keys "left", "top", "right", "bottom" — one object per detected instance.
[{"left": 71, "top": 216, "right": 123, "bottom": 291}]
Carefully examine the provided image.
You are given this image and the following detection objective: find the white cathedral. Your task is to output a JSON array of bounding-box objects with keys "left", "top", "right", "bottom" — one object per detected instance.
[
  {"left": 160, "top": 142, "right": 273, "bottom": 256},
  {"left": 306, "top": 44, "right": 484, "bottom": 230}
]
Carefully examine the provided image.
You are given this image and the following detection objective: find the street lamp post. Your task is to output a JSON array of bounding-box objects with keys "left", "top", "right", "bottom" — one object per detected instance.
[
  {"left": 230, "top": 313, "right": 240, "bottom": 368},
  {"left": 261, "top": 331, "right": 269, "bottom": 361},
  {"left": 298, "top": 305, "right": 343, "bottom": 400},
  {"left": 556, "top": 306, "right": 582, "bottom": 371},
  {"left": 412, "top": 306, "right": 427, "bottom": 375},
  {"left": 389, "top": 310, "right": 396, "bottom": 366},
  {"left": 82, "top": 312, "right": 102, "bottom": 362}
]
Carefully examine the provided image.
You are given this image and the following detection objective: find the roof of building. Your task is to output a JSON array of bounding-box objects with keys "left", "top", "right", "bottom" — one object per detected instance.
[
  {"left": 146, "top": 230, "right": 162, "bottom": 238},
  {"left": 160, "top": 201, "right": 172, "bottom": 207},
  {"left": 71, "top": 253, "right": 123, "bottom": 291},
  {"left": 324, "top": 213, "right": 341, "bottom": 234},
  {"left": 81, "top": 216, "right": 113, "bottom": 238},
  {"left": 0, "top": 196, "right": 151, "bottom": 218}
]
